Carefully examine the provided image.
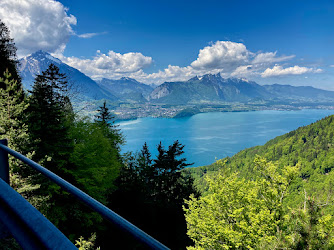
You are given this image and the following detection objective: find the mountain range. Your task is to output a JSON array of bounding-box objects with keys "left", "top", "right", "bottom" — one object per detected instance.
[
  {"left": 18, "top": 51, "right": 334, "bottom": 106},
  {"left": 149, "top": 74, "right": 334, "bottom": 104}
]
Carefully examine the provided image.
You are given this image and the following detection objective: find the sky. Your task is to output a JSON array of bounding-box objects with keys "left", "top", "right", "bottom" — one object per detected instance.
[{"left": 0, "top": 0, "right": 333, "bottom": 89}]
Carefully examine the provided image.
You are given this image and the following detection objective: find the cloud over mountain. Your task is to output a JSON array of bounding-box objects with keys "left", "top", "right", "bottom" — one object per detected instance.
[
  {"left": 61, "top": 51, "right": 153, "bottom": 79},
  {"left": 261, "top": 65, "right": 323, "bottom": 78},
  {"left": 190, "top": 41, "right": 250, "bottom": 71}
]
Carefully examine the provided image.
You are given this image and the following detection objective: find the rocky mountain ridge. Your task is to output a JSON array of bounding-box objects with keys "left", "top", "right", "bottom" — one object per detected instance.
[{"left": 19, "top": 51, "right": 334, "bottom": 106}]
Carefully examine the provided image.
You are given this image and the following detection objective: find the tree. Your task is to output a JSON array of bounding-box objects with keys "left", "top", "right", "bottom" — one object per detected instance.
[
  {"left": 0, "top": 70, "right": 42, "bottom": 205},
  {"left": 69, "top": 119, "right": 121, "bottom": 204},
  {"left": 0, "top": 70, "right": 28, "bottom": 149},
  {"left": 94, "top": 100, "right": 123, "bottom": 151},
  {"left": 152, "top": 141, "right": 194, "bottom": 205},
  {"left": 95, "top": 100, "right": 114, "bottom": 127},
  {"left": 0, "top": 19, "right": 21, "bottom": 89},
  {"left": 27, "top": 63, "right": 74, "bottom": 171},
  {"left": 184, "top": 157, "right": 300, "bottom": 249},
  {"left": 107, "top": 141, "right": 197, "bottom": 249},
  {"left": 25, "top": 64, "right": 75, "bottom": 231}
]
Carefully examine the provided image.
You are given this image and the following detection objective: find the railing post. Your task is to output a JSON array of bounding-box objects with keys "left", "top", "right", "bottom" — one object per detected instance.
[{"left": 0, "top": 139, "right": 9, "bottom": 184}]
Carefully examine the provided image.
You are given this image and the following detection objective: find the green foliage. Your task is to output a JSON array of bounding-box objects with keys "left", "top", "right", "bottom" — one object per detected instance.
[
  {"left": 27, "top": 64, "right": 74, "bottom": 169},
  {"left": 184, "top": 157, "right": 334, "bottom": 249},
  {"left": 0, "top": 70, "right": 43, "bottom": 204},
  {"left": 69, "top": 118, "right": 121, "bottom": 204},
  {"left": 75, "top": 233, "right": 99, "bottom": 250},
  {"left": 94, "top": 100, "right": 124, "bottom": 151},
  {"left": 0, "top": 19, "right": 21, "bottom": 86},
  {"left": 278, "top": 198, "right": 334, "bottom": 249},
  {"left": 107, "top": 141, "right": 197, "bottom": 249},
  {"left": 0, "top": 70, "right": 28, "bottom": 149}
]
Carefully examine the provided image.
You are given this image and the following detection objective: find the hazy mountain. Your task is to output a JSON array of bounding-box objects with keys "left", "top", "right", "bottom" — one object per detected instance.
[
  {"left": 149, "top": 74, "right": 272, "bottom": 104},
  {"left": 97, "top": 77, "right": 153, "bottom": 103},
  {"left": 149, "top": 73, "right": 334, "bottom": 104},
  {"left": 263, "top": 84, "right": 334, "bottom": 101},
  {"left": 19, "top": 50, "right": 117, "bottom": 101}
]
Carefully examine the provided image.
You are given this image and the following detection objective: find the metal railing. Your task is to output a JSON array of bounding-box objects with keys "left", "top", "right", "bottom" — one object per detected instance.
[{"left": 0, "top": 139, "right": 169, "bottom": 249}]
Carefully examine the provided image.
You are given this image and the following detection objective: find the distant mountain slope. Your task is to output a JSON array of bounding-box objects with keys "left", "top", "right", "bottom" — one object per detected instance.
[
  {"left": 149, "top": 74, "right": 271, "bottom": 104},
  {"left": 97, "top": 77, "right": 153, "bottom": 103},
  {"left": 263, "top": 84, "right": 334, "bottom": 100},
  {"left": 186, "top": 114, "right": 334, "bottom": 209},
  {"left": 149, "top": 73, "right": 334, "bottom": 104},
  {"left": 19, "top": 51, "right": 117, "bottom": 101}
]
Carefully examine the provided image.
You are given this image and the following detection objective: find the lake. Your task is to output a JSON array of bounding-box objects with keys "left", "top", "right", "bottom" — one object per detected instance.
[{"left": 116, "top": 109, "right": 334, "bottom": 167}]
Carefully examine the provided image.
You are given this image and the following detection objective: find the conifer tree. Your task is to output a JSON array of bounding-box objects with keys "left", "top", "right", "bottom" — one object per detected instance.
[
  {"left": 0, "top": 19, "right": 21, "bottom": 89},
  {"left": 25, "top": 64, "right": 78, "bottom": 233},
  {"left": 0, "top": 70, "right": 42, "bottom": 205},
  {"left": 0, "top": 70, "right": 28, "bottom": 147},
  {"left": 95, "top": 100, "right": 123, "bottom": 151},
  {"left": 109, "top": 141, "right": 197, "bottom": 249},
  {"left": 27, "top": 64, "right": 74, "bottom": 182},
  {"left": 95, "top": 100, "right": 114, "bottom": 127}
]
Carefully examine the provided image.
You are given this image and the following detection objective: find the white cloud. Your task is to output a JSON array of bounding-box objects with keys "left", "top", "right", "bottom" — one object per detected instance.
[
  {"left": 140, "top": 41, "right": 296, "bottom": 83},
  {"left": 330, "top": 65, "right": 334, "bottom": 68},
  {"left": 142, "top": 65, "right": 197, "bottom": 83},
  {"left": 76, "top": 32, "right": 107, "bottom": 39},
  {"left": 261, "top": 65, "right": 323, "bottom": 78},
  {"left": 231, "top": 65, "right": 257, "bottom": 77},
  {"left": 62, "top": 50, "right": 153, "bottom": 79},
  {"left": 0, "top": 0, "right": 77, "bottom": 57},
  {"left": 191, "top": 41, "right": 250, "bottom": 71},
  {"left": 252, "top": 52, "right": 295, "bottom": 64},
  {"left": 62, "top": 41, "right": 319, "bottom": 85}
]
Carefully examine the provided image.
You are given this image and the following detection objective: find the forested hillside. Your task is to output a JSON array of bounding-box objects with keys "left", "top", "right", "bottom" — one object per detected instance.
[
  {"left": 187, "top": 114, "right": 334, "bottom": 207},
  {"left": 184, "top": 115, "right": 334, "bottom": 249}
]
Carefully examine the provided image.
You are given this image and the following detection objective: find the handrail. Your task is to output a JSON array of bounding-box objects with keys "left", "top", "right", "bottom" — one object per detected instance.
[
  {"left": 0, "top": 139, "right": 169, "bottom": 250},
  {"left": 0, "top": 178, "right": 77, "bottom": 249}
]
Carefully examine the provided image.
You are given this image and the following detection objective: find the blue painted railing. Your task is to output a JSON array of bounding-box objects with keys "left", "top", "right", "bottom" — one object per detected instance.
[{"left": 0, "top": 139, "right": 169, "bottom": 249}]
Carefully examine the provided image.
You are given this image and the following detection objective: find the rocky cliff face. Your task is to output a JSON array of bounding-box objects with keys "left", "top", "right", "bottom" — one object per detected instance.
[{"left": 149, "top": 83, "right": 170, "bottom": 100}]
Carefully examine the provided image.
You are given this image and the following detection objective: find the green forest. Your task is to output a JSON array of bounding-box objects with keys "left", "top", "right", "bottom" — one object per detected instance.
[
  {"left": 2, "top": 18, "right": 334, "bottom": 249},
  {"left": 185, "top": 112, "right": 334, "bottom": 248}
]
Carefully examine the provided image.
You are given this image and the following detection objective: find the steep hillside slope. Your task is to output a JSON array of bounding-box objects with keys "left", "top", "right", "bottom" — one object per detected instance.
[{"left": 186, "top": 114, "right": 334, "bottom": 208}]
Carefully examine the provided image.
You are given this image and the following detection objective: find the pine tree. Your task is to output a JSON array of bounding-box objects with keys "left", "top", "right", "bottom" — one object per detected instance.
[
  {"left": 95, "top": 100, "right": 114, "bottom": 127},
  {"left": 0, "top": 19, "right": 21, "bottom": 89},
  {"left": 109, "top": 141, "right": 197, "bottom": 249},
  {"left": 95, "top": 100, "right": 124, "bottom": 151},
  {"left": 0, "top": 70, "right": 28, "bottom": 146},
  {"left": 153, "top": 140, "right": 194, "bottom": 204},
  {"left": 0, "top": 70, "right": 42, "bottom": 206},
  {"left": 26, "top": 64, "right": 74, "bottom": 181}
]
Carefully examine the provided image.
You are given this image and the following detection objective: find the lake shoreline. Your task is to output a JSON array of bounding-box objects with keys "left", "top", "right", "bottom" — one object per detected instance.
[
  {"left": 115, "top": 106, "right": 334, "bottom": 122},
  {"left": 117, "top": 109, "right": 334, "bottom": 167}
]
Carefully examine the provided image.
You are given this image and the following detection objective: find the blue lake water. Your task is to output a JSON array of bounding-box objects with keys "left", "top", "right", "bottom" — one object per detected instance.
[{"left": 116, "top": 109, "right": 334, "bottom": 167}]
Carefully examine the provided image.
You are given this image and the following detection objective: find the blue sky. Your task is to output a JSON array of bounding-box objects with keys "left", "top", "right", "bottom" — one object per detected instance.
[{"left": 1, "top": 0, "right": 333, "bottom": 89}]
